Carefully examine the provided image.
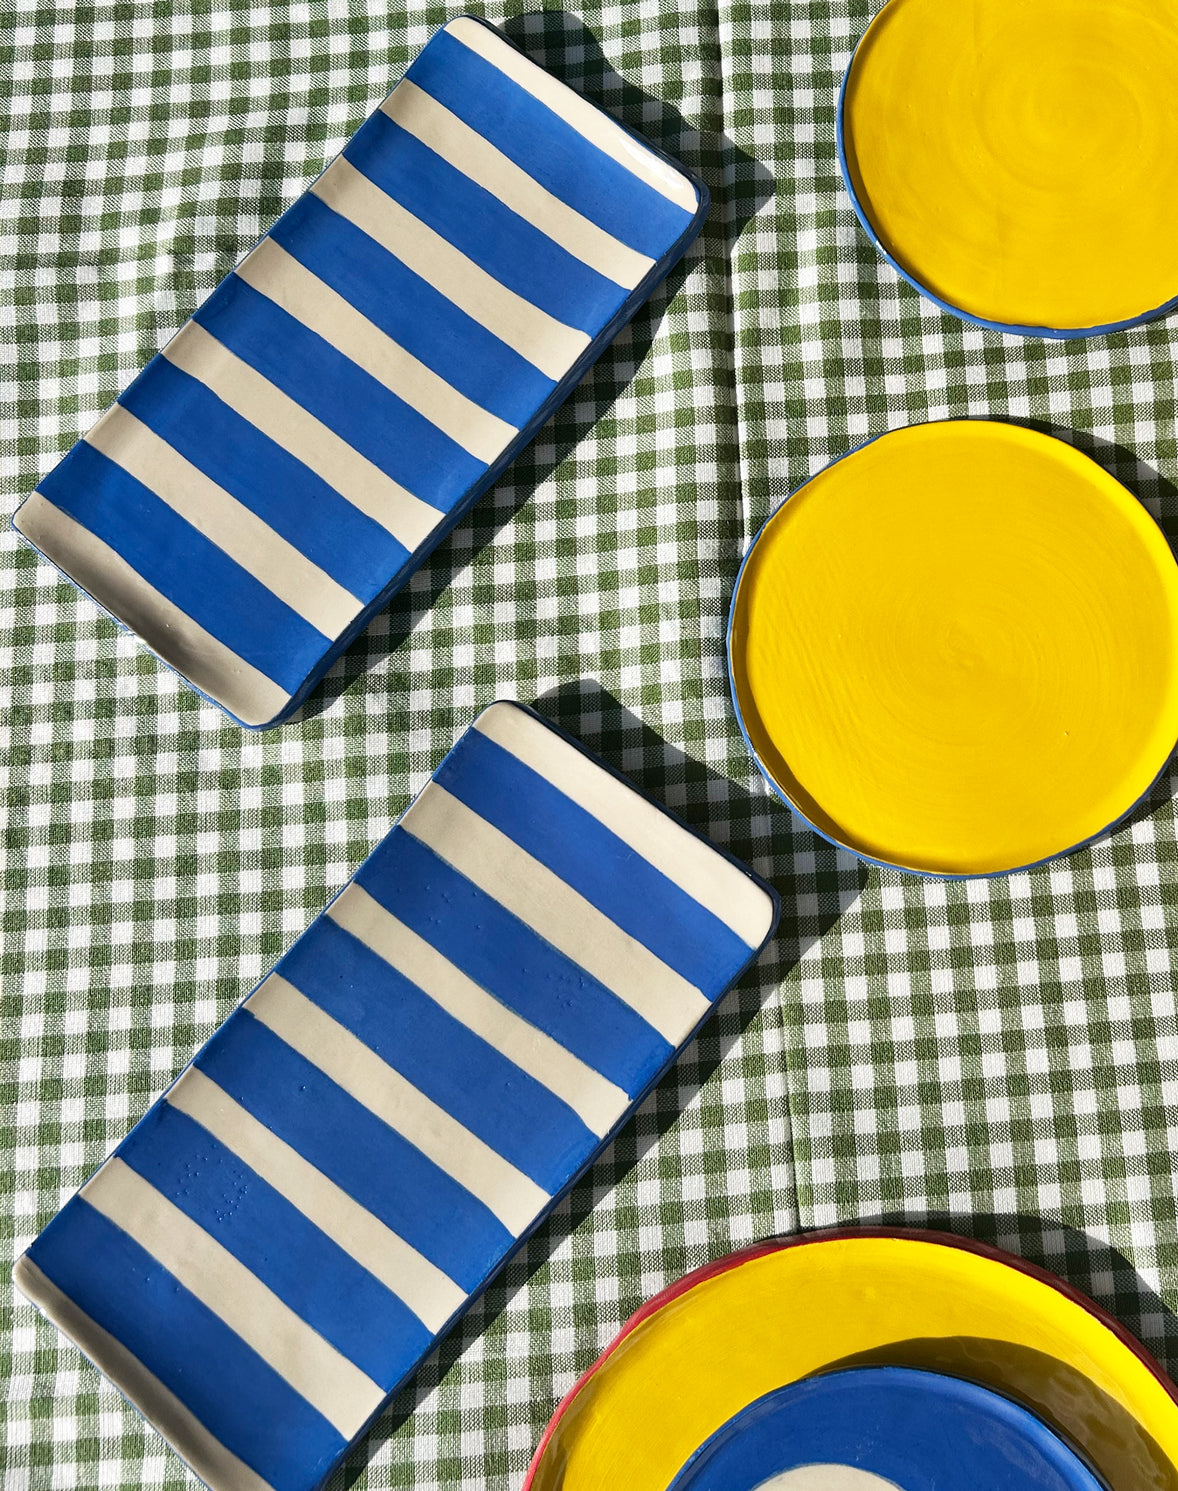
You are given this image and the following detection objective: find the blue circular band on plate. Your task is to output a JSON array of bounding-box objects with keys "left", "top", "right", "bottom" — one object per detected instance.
[{"left": 666, "top": 1367, "right": 1110, "bottom": 1491}]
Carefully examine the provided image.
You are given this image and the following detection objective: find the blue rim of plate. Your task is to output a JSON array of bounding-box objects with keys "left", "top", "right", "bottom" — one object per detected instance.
[
  {"left": 724, "top": 420, "right": 1178, "bottom": 880},
  {"left": 834, "top": 13, "right": 1178, "bottom": 342},
  {"left": 668, "top": 1365, "right": 1109, "bottom": 1491},
  {"left": 666, "top": 1366, "right": 1111, "bottom": 1491}
]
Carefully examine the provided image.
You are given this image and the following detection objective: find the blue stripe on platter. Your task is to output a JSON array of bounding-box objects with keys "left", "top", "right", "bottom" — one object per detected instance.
[
  {"left": 194, "top": 1008, "right": 513, "bottom": 1292},
  {"left": 37, "top": 441, "right": 332, "bottom": 687},
  {"left": 117, "top": 354, "right": 410, "bottom": 604},
  {"left": 268, "top": 192, "right": 557, "bottom": 428},
  {"left": 353, "top": 826, "right": 678, "bottom": 1099},
  {"left": 343, "top": 111, "right": 631, "bottom": 333},
  {"left": 667, "top": 1367, "right": 1110, "bottom": 1491},
  {"left": 13, "top": 702, "right": 779, "bottom": 1491},
  {"left": 12, "top": 16, "right": 707, "bottom": 728},
  {"left": 27, "top": 1201, "right": 348, "bottom": 1491},
  {"left": 190, "top": 275, "right": 487, "bottom": 510}
]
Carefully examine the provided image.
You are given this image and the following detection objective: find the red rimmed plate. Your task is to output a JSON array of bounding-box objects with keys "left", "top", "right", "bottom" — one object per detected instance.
[{"left": 525, "top": 1229, "right": 1178, "bottom": 1491}]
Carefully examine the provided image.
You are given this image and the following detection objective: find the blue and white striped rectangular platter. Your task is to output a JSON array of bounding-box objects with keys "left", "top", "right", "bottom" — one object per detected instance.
[
  {"left": 13, "top": 702, "right": 778, "bottom": 1491},
  {"left": 12, "top": 20, "right": 707, "bottom": 727}
]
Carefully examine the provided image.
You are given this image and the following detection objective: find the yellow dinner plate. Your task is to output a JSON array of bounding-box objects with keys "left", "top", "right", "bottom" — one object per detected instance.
[
  {"left": 727, "top": 421, "right": 1178, "bottom": 877},
  {"left": 839, "top": 0, "right": 1178, "bottom": 335},
  {"left": 524, "top": 1230, "right": 1178, "bottom": 1491}
]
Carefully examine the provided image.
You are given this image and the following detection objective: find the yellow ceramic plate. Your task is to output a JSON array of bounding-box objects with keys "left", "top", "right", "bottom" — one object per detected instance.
[
  {"left": 839, "top": 0, "right": 1178, "bottom": 335},
  {"left": 727, "top": 421, "right": 1178, "bottom": 877},
  {"left": 524, "top": 1230, "right": 1178, "bottom": 1491}
]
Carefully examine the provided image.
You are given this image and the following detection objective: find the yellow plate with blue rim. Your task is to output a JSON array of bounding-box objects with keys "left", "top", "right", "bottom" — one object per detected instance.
[
  {"left": 524, "top": 1230, "right": 1178, "bottom": 1491},
  {"left": 839, "top": 0, "right": 1178, "bottom": 336},
  {"left": 727, "top": 421, "right": 1178, "bottom": 877}
]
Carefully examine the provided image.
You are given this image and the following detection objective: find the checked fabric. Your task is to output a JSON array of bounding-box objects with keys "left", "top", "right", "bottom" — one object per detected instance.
[{"left": 3, "top": 1, "right": 1178, "bottom": 1489}]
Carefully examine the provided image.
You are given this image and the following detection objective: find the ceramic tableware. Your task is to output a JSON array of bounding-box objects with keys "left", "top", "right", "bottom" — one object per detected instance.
[
  {"left": 727, "top": 420, "right": 1178, "bottom": 876},
  {"left": 13, "top": 701, "right": 778, "bottom": 1491},
  {"left": 838, "top": 0, "right": 1178, "bottom": 336},
  {"left": 524, "top": 1229, "right": 1178, "bottom": 1491},
  {"left": 13, "top": 18, "right": 707, "bottom": 727}
]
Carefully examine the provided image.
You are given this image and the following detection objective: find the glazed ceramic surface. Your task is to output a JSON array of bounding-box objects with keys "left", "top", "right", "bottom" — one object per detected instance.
[
  {"left": 524, "top": 1231, "right": 1178, "bottom": 1491},
  {"left": 11, "top": 18, "right": 706, "bottom": 727},
  {"left": 839, "top": 0, "right": 1178, "bottom": 336},
  {"left": 12, "top": 702, "right": 777, "bottom": 1491},
  {"left": 727, "top": 421, "right": 1178, "bottom": 877},
  {"left": 666, "top": 1367, "right": 1109, "bottom": 1491}
]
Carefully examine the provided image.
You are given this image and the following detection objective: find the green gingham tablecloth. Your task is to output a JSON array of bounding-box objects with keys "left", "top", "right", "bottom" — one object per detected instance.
[{"left": 4, "top": 1, "right": 1178, "bottom": 1486}]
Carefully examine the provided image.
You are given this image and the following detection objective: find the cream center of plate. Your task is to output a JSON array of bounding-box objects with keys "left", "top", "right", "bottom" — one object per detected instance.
[{"left": 755, "top": 1469, "right": 901, "bottom": 1491}]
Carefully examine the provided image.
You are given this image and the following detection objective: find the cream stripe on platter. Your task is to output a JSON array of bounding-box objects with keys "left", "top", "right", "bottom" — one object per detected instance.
[
  {"left": 85, "top": 405, "right": 363, "bottom": 640},
  {"left": 13, "top": 1257, "right": 278, "bottom": 1491},
  {"left": 444, "top": 18, "right": 700, "bottom": 215},
  {"left": 237, "top": 239, "right": 517, "bottom": 465},
  {"left": 14, "top": 493, "right": 289, "bottom": 727},
  {"left": 163, "top": 322, "right": 444, "bottom": 552},
  {"left": 384, "top": 81, "right": 654, "bottom": 290},
  {"left": 80, "top": 1159, "right": 385, "bottom": 1438},
  {"left": 166, "top": 1067, "right": 466, "bottom": 1333},
  {"left": 328, "top": 883, "right": 627, "bottom": 1139},
  {"left": 247, "top": 975, "right": 549, "bottom": 1235},
  {"left": 399, "top": 786, "right": 712, "bottom": 1044},
  {"left": 473, "top": 704, "right": 775, "bottom": 949},
  {"left": 311, "top": 158, "right": 589, "bottom": 382}
]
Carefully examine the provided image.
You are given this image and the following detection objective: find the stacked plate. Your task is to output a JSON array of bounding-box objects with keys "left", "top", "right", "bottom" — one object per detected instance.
[{"left": 524, "top": 1231, "right": 1178, "bottom": 1491}]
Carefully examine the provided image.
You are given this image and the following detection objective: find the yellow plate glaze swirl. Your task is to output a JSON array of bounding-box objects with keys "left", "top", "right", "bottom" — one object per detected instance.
[
  {"left": 728, "top": 422, "right": 1178, "bottom": 876},
  {"left": 524, "top": 1232, "right": 1178, "bottom": 1491},
  {"left": 840, "top": 0, "right": 1178, "bottom": 333}
]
